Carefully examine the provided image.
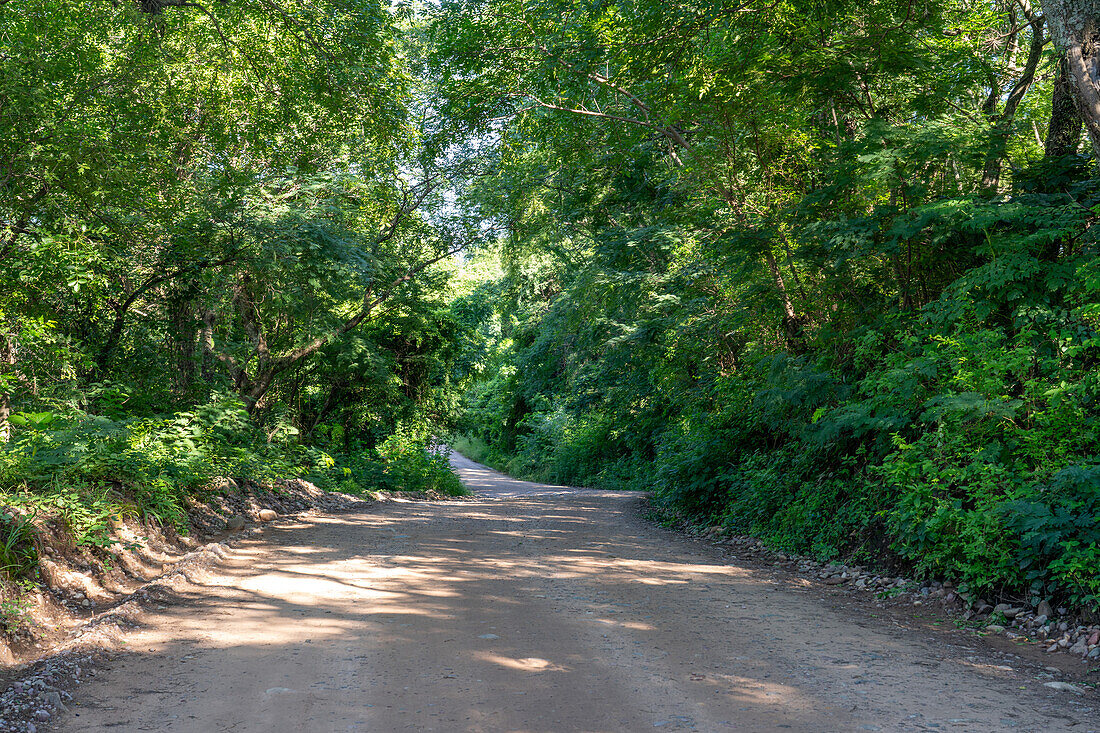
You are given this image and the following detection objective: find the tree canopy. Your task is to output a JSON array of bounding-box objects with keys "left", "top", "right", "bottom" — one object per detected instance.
[{"left": 3, "top": 0, "right": 1100, "bottom": 614}]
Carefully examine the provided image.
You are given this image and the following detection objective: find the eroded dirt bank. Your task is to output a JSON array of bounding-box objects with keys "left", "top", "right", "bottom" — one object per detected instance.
[{"left": 54, "top": 454, "right": 1097, "bottom": 732}]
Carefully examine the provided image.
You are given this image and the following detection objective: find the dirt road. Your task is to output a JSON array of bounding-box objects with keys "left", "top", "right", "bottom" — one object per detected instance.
[{"left": 60, "top": 453, "right": 1096, "bottom": 732}]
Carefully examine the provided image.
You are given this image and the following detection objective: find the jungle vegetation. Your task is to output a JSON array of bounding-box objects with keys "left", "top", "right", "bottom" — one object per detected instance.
[{"left": 3, "top": 0, "right": 1100, "bottom": 612}]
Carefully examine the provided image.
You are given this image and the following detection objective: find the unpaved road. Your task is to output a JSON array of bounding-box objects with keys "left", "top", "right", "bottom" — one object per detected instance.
[{"left": 61, "top": 453, "right": 1096, "bottom": 732}]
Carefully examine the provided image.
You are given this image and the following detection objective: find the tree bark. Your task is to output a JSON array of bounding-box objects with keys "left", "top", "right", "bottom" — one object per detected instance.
[
  {"left": 0, "top": 333, "right": 15, "bottom": 444},
  {"left": 981, "top": 11, "right": 1046, "bottom": 191},
  {"left": 167, "top": 293, "right": 198, "bottom": 398},
  {"left": 95, "top": 254, "right": 236, "bottom": 376},
  {"left": 1046, "top": 53, "right": 1085, "bottom": 156},
  {"left": 1043, "top": 0, "right": 1100, "bottom": 158}
]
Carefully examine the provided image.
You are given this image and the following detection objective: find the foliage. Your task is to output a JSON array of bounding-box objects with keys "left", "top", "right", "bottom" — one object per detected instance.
[
  {"left": 0, "top": 595, "right": 35, "bottom": 634},
  {"left": 0, "top": 509, "right": 38, "bottom": 580},
  {"left": 377, "top": 427, "right": 469, "bottom": 496},
  {"left": 438, "top": 0, "right": 1100, "bottom": 612},
  {"left": 0, "top": 0, "right": 472, "bottom": 565},
  {"left": 5, "top": 0, "right": 1100, "bottom": 618}
]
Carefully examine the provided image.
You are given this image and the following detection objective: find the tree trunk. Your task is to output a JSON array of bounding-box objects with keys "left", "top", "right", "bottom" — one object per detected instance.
[
  {"left": 1043, "top": 0, "right": 1100, "bottom": 158},
  {"left": 763, "top": 250, "right": 804, "bottom": 351},
  {"left": 1046, "top": 53, "right": 1085, "bottom": 156},
  {"left": 167, "top": 294, "right": 198, "bottom": 398},
  {"left": 0, "top": 334, "right": 14, "bottom": 444},
  {"left": 981, "top": 13, "right": 1046, "bottom": 191}
]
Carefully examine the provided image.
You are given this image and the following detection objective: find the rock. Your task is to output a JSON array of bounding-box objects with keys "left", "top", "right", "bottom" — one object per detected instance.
[
  {"left": 34, "top": 710, "right": 50, "bottom": 722},
  {"left": 994, "top": 603, "right": 1011, "bottom": 614},
  {"left": 1037, "top": 599, "right": 1053, "bottom": 618},
  {"left": 41, "top": 691, "right": 67, "bottom": 712},
  {"left": 1043, "top": 681, "right": 1083, "bottom": 694},
  {"left": 1046, "top": 644, "right": 1059, "bottom": 653},
  {"left": 975, "top": 603, "right": 993, "bottom": 615},
  {"left": 1089, "top": 630, "right": 1100, "bottom": 646},
  {"left": 1002, "top": 607, "right": 1023, "bottom": 619},
  {"left": 1088, "top": 647, "right": 1100, "bottom": 660},
  {"left": 257, "top": 509, "right": 278, "bottom": 522},
  {"left": 213, "top": 477, "right": 239, "bottom": 492},
  {"left": 1069, "top": 638, "right": 1089, "bottom": 656},
  {"left": 822, "top": 576, "right": 849, "bottom": 585},
  {"left": 984, "top": 625, "right": 1005, "bottom": 634},
  {"left": 226, "top": 515, "right": 246, "bottom": 531},
  {"left": 1033, "top": 614, "right": 1048, "bottom": 625}
]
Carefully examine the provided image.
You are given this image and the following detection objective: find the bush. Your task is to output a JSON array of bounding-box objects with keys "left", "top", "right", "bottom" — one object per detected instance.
[
  {"left": 376, "top": 427, "right": 469, "bottom": 496},
  {"left": 0, "top": 397, "right": 469, "bottom": 568}
]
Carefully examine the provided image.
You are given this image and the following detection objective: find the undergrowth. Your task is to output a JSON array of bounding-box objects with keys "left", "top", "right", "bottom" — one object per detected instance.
[
  {"left": 459, "top": 159, "right": 1100, "bottom": 614},
  {"left": 0, "top": 396, "right": 467, "bottom": 583}
]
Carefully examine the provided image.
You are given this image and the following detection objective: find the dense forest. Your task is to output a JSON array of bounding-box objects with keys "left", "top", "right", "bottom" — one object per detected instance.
[{"left": 2, "top": 0, "right": 1100, "bottom": 617}]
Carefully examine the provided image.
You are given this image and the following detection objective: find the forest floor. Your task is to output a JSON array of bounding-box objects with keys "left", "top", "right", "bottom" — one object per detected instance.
[{"left": 24, "top": 452, "right": 1099, "bottom": 732}]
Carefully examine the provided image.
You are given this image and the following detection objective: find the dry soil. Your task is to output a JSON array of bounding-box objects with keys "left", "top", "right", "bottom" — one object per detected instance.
[{"left": 58, "top": 452, "right": 1098, "bottom": 732}]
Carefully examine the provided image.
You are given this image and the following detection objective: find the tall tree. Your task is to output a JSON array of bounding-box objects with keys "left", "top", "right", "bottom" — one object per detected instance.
[{"left": 1043, "top": 0, "right": 1100, "bottom": 157}]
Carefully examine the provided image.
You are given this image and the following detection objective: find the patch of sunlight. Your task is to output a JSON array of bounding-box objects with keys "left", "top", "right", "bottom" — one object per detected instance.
[
  {"left": 475, "top": 652, "right": 567, "bottom": 673},
  {"left": 633, "top": 577, "right": 689, "bottom": 585},
  {"left": 592, "top": 618, "right": 656, "bottom": 631}
]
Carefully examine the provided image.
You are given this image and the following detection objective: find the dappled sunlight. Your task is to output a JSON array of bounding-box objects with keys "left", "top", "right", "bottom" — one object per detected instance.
[
  {"left": 64, "top": 453, "right": 1060, "bottom": 733},
  {"left": 475, "top": 652, "right": 568, "bottom": 673},
  {"left": 79, "top": 485, "right": 851, "bottom": 730},
  {"left": 592, "top": 617, "right": 657, "bottom": 631}
]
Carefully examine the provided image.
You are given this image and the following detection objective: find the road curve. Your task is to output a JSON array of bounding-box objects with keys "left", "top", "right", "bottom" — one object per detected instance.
[{"left": 60, "top": 452, "right": 1096, "bottom": 732}]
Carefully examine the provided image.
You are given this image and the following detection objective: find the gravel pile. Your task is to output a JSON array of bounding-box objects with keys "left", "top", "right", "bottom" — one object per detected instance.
[{"left": 0, "top": 652, "right": 96, "bottom": 732}]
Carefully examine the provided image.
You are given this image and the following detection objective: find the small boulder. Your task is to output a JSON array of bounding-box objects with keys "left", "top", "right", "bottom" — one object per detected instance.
[
  {"left": 41, "top": 691, "right": 67, "bottom": 712},
  {"left": 1037, "top": 599, "right": 1053, "bottom": 618},
  {"left": 1043, "top": 681, "right": 1083, "bottom": 694},
  {"left": 212, "top": 477, "right": 239, "bottom": 493},
  {"left": 225, "top": 515, "right": 246, "bottom": 531},
  {"left": 257, "top": 509, "right": 278, "bottom": 522}
]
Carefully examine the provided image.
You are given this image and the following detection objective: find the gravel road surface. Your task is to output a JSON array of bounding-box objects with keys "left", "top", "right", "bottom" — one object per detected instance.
[{"left": 59, "top": 452, "right": 1097, "bottom": 732}]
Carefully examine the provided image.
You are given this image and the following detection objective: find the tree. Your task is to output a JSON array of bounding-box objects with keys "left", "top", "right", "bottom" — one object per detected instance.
[{"left": 1043, "top": 0, "right": 1100, "bottom": 157}]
